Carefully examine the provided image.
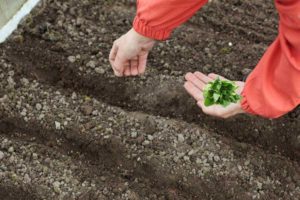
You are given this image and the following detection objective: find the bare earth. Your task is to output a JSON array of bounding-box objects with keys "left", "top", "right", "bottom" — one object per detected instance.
[{"left": 0, "top": 0, "right": 299, "bottom": 199}]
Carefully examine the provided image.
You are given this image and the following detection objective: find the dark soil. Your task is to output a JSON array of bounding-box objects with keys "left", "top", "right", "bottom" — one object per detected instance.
[{"left": 0, "top": 0, "right": 299, "bottom": 199}]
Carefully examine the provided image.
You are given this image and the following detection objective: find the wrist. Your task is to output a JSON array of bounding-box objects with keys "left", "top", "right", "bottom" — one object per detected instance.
[{"left": 130, "top": 28, "right": 155, "bottom": 44}]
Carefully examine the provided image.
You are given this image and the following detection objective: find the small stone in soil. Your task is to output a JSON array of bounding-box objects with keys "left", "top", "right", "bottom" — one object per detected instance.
[
  {"left": 131, "top": 132, "right": 138, "bottom": 138},
  {"left": 55, "top": 121, "right": 61, "bottom": 130},
  {"left": 24, "top": 174, "right": 31, "bottom": 183},
  {"left": 68, "top": 56, "right": 76, "bottom": 63},
  {"left": 36, "top": 103, "right": 42, "bottom": 111},
  {"left": 95, "top": 67, "right": 105, "bottom": 74},
  {"left": 8, "top": 147, "right": 14, "bottom": 153},
  {"left": 178, "top": 134, "right": 185, "bottom": 143},
  {"left": 86, "top": 60, "right": 96, "bottom": 68}
]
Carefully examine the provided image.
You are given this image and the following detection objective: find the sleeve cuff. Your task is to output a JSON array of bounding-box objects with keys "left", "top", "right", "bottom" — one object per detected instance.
[
  {"left": 241, "top": 91, "right": 257, "bottom": 115},
  {"left": 133, "top": 17, "right": 172, "bottom": 41}
]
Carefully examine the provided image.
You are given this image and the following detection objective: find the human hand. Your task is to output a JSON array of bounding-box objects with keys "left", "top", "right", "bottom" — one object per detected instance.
[
  {"left": 109, "top": 28, "right": 155, "bottom": 77},
  {"left": 184, "top": 72, "right": 245, "bottom": 118}
]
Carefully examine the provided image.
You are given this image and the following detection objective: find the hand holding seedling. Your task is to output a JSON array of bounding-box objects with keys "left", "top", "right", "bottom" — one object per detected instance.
[
  {"left": 109, "top": 28, "right": 155, "bottom": 77},
  {"left": 184, "top": 72, "right": 245, "bottom": 118},
  {"left": 203, "top": 77, "right": 241, "bottom": 107}
]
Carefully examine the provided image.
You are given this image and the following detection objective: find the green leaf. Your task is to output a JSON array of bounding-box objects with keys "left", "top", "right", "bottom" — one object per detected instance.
[
  {"left": 204, "top": 97, "right": 214, "bottom": 106},
  {"left": 222, "top": 100, "right": 230, "bottom": 107},
  {"left": 213, "top": 93, "right": 220, "bottom": 102},
  {"left": 203, "top": 76, "right": 241, "bottom": 107}
]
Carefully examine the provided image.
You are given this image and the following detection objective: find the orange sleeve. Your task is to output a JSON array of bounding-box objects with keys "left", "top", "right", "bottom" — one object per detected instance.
[
  {"left": 133, "top": 0, "right": 208, "bottom": 40},
  {"left": 241, "top": 0, "right": 300, "bottom": 118}
]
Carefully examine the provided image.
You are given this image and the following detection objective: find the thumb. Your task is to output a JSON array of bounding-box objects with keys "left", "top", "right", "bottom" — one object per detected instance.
[{"left": 113, "top": 51, "right": 128, "bottom": 76}]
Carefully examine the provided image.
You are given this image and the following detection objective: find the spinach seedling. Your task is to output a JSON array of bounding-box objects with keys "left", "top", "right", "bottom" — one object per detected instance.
[{"left": 203, "top": 77, "right": 241, "bottom": 107}]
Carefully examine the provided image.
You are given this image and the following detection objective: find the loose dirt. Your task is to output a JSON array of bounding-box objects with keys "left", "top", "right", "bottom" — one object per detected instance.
[{"left": 0, "top": 0, "right": 299, "bottom": 199}]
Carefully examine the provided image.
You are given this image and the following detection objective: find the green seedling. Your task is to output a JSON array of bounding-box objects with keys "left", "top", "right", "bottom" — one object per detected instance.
[{"left": 203, "top": 77, "right": 241, "bottom": 107}]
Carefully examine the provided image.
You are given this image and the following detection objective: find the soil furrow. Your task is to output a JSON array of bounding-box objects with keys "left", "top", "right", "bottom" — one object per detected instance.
[
  {"left": 189, "top": 0, "right": 278, "bottom": 44},
  {"left": 0, "top": 133, "right": 137, "bottom": 200},
  {"left": 0, "top": 61, "right": 300, "bottom": 199},
  {"left": 2, "top": 35, "right": 300, "bottom": 162},
  {"left": 1, "top": 0, "right": 300, "bottom": 199}
]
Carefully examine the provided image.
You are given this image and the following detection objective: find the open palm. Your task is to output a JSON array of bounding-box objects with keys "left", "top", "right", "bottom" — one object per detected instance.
[{"left": 184, "top": 72, "right": 245, "bottom": 118}]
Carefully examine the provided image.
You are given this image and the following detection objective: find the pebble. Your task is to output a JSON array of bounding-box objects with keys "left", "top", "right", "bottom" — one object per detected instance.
[
  {"left": 131, "top": 131, "right": 138, "bottom": 138},
  {"left": 68, "top": 56, "right": 76, "bottom": 63},
  {"left": 71, "top": 92, "right": 77, "bottom": 100},
  {"left": 86, "top": 60, "right": 96, "bottom": 68},
  {"left": 183, "top": 156, "right": 190, "bottom": 162},
  {"left": 24, "top": 174, "right": 31, "bottom": 183},
  {"left": 53, "top": 181, "right": 61, "bottom": 194},
  {"left": 177, "top": 134, "right": 185, "bottom": 143},
  {"left": 237, "top": 165, "right": 242, "bottom": 171},
  {"left": 213, "top": 155, "right": 220, "bottom": 162},
  {"left": 147, "top": 135, "right": 154, "bottom": 141},
  {"left": 0, "top": 151, "right": 4, "bottom": 160},
  {"left": 76, "top": 17, "right": 84, "bottom": 25},
  {"left": 208, "top": 153, "right": 214, "bottom": 161},
  {"left": 55, "top": 121, "right": 61, "bottom": 130},
  {"left": 32, "top": 153, "right": 38, "bottom": 160},
  {"left": 0, "top": 95, "right": 8, "bottom": 103},
  {"left": 20, "top": 78, "right": 29, "bottom": 86},
  {"left": 173, "top": 157, "right": 179, "bottom": 163},
  {"left": 36, "top": 103, "right": 42, "bottom": 111},
  {"left": 9, "top": 155, "right": 15, "bottom": 163},
  {"left": 188, "top": 150, "right": 195, "bottom": 156},
  {"left": 92, "top": 110, "right": 98, "bottom": 116},
  {"left": 95, "top": 67, "right": 105, "bottom": 74},
  {"left": 8, "top": 147, "right": 14, "bottom": 153},
  {"left": 142, "top": 140, "right": 150, "bottom": 146},
  {"left": 44, "top": 158, "right": 51, "bottom": 164},
  {"left": 7, "top": 76, "right": 16, "bottom": 88},
  {"left": 20, "top": 108, "right": 27, "bottom": 116},
  {"left": 257, "top": 182, "right": 263, "bottom": 190}
]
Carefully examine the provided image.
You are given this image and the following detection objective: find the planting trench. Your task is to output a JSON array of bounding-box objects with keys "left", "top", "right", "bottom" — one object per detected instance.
[{"left": 0, "top": 0, "right": 300, "bottom": 199}]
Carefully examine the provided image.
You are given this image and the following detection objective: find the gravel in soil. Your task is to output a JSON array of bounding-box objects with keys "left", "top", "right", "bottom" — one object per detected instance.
[{"left": 0, "top": 0, "right": 300, "bottom": 199}]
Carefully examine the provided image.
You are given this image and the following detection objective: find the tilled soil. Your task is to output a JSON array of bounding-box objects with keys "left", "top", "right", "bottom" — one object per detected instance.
[{"left": 0, "top": 0, "right": 299, "bottom": 199}]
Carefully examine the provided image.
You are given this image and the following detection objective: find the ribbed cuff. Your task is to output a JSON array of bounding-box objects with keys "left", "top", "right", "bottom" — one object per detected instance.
[
  {"left": 241, "top": 91, "right": 256, "bottom": 115},
  {"left": 133, "top": 17, "right": 171, "bottom": 41}
]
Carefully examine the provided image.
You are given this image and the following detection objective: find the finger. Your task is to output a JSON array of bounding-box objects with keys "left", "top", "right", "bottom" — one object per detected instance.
[
  {"left": 194, "top": 72, "right": 213, "bottom": 84},
  {"left": 112, "top": 67, "right": 123, "bottom": 77},
  {"left": 114, "top": 51, "right": 128, "bottom": 75},
  {"left": 124, "top": 62, "right": 131, "bottom": 76},
  {"left": 109, "top": 43, "right": 121, "bottom": 76},
  {"left": 197, "top": 99, "right": 205, "bottom": 110},
  {"left": 184, "top": 81, "right": 204, "bottom": 101},
  {"left": 185, "top": 72, "right": 206, "bottom": 91},
  {"left": 130, "top": 57, "right": 139, "bottom": 76},
  {"left": 138, "top": 52, "right": 148, "bottom": 74},
  {"left": 208, "top": 73, "right": 228, "bottom": 80},
  {"left": 109, "top": 42, "right": 118, "bottom": 62}
]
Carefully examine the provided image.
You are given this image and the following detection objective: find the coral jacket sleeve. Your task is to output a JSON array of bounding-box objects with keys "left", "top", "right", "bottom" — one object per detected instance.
[
  {"left": 241, "top": 0, "right": 300, "bottom": 118},
  {"left": 133, "top": 0, "right": 208, "bottom": 40}
]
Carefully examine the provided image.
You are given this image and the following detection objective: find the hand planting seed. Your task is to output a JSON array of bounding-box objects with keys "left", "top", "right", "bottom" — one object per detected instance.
[{"left": 203, "top": 77, "right": 241, "bottom": 107}]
